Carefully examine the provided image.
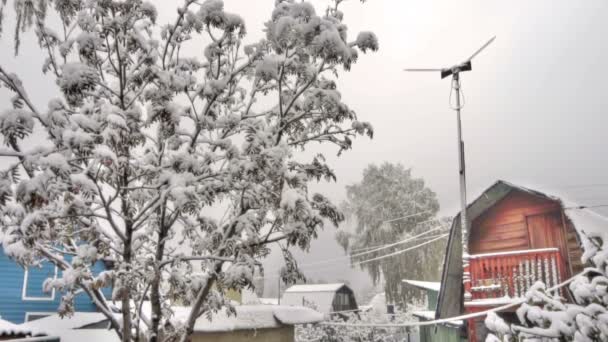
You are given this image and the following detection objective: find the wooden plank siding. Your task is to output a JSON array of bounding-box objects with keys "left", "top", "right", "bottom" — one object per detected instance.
[
  {"left": 0, "top": 248, "right": 112, "bottom": 323},
  {"left": 468, "top": 190, "right": 579, "bottom": 281}
]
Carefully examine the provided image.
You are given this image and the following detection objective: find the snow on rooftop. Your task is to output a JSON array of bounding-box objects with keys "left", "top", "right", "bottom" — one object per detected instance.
[
  {"left": 259, "top": 297, "right": 279, "bottom": 305},
  {"left": 171, "top": 305, "right": 323, "bottom": 333},
  {"left": 49, "top": 329, "right": 120, "bottom": 342},
  {"left": 0, "top": 318, "right": 45, "bottom": 337},
  {"left": 21, "top": 312, "right": 111, "bottom": 332},
  {"left": 284, "top": 283, "right": 345, "bottom": 293},
  {"left": 281, "top": 290, "right": 336, "bottom": 314},
  {"left": 402, "top": 280, "right": 441, "bottom": 292}
]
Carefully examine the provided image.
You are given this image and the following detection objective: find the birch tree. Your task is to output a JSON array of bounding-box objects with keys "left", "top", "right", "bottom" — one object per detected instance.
[
  {"left": 0, "top": 0, "right": 378, "bottom": 341},
  {"left": 336, "top": 163, "right": 444, "bottom": 306}
]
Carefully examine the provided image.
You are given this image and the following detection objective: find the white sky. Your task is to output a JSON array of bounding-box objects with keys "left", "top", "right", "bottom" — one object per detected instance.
[{"left": 1, "top": 0, "right": 607, "bottom": 299}]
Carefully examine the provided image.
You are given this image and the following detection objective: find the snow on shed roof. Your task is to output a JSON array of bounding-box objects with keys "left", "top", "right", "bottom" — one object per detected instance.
[
  {"left": 172, "top": 305, "right": 323, "bottom": 333},
  {"left": 0, "top": 318, "right": 46, "bottom": 337},
  {"left": 21, "top": 312, "right": 110, "bottom": 332},
  {"left": 284, "top": 283, "right": 345, "bottom": 293},
  {"left": 402, "top": 280, "right": 441, "bottom": 292},
  {"left": 48, "top": 329, "right": 120, "bottom": 342}
]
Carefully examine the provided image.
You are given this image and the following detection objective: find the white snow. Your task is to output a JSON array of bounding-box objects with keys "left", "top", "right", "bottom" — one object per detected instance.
[
  {"left": 47, "top": 329, "right": 119, "bottom": 342},
  {"left": 468, "top": 247, "right": 559, "bottom": 259},
  {"left": 402, "top": 279, "right": 441, "bottom": 292},
  {"left": 284, "top": 283, "right": 345, "bottom": 293},
  {"left": 21, "top": 312, "right": 111, "bottom": 331},
  {"left": 464, "top": 297, "right": 518, "bottom": 307},
  {"left": 281, "top": 283, "right": 346, "bottom": 314},
  {"left": 0, "top": 318, "right": 45, "bottom": 337},
  {"left": 258, "top": 297, "right": 279, "bottom": 305},
  {"left": 367, "top": 292, "right": 387, "bottom": 314},
  {"left": 412, "top": 310, "right": 463, "bottom": 326}
]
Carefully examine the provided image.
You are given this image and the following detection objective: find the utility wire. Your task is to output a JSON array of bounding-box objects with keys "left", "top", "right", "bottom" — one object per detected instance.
[
  {"left": 298, "top": 232, "right": 448, "bottom": 270},
  {"left": 352, "top": 234, "right": 448, "bottom": 266},
  {"left": 381, "top": 210, "right": 433, "bottom": 224},
  {"left": 258, "top": 233, "right": 448, "bottom": 281},
  {"left": 349, "top": 218, "right": 439, "bottom": 252}
]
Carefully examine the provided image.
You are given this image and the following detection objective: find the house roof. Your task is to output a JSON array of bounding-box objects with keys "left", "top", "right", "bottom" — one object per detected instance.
[
  {"left": 402, "top": 280, "right": 441, "bottom": 292},
  {"left": 21, "top": 312, "right": 111, "bottom": 332},
  {"left": 45, "top": 329, "right": 119, "bottom": 342},
  {"left": 284, "top": 283, "right": 346, "bottom": 293},
  {"left": 436, "top": 180, "right": 608, "bottom": 319},
  {"left": 0, "top": 318, "right": 45, "bottom": 337},
  {"left": 171, "top": 305, "right": 323, "bottom": 333}
]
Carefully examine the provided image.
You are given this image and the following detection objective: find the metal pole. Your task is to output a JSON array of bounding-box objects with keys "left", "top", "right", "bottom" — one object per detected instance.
[
  {"left": 453, "top": 73, "right": 472, "bottom": 302},
  {"left": 453, "top": 73, "right": 468, "bottom": 255}
]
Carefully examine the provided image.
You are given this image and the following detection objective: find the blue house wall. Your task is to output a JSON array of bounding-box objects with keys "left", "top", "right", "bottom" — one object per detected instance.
[{"left": 0, "top": 247, "right": 112, "bottom": 324}]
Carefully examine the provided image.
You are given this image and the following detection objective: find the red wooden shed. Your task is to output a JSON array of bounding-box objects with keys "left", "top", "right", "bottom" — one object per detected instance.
[{"left": 435, "top": 180, "right": 607, "bottom": 342}]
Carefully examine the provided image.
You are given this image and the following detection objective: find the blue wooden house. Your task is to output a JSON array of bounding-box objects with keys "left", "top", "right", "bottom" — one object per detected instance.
[{"left": 0, "top": 247, "right": 112, "bottom": 324}]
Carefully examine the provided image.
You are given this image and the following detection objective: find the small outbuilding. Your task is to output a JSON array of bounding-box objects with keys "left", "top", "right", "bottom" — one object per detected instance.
[{"left": 280, "top": 283, "right": 358, "bottom": 315}]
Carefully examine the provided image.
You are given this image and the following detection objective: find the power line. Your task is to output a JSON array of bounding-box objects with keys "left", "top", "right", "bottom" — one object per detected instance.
[
  {"left": 258, "top": 233, "right": 448, "bottom": 281},
  {"left": 298, "top": 231, "right": 447, "bottom": 269},
  {"left": 349, "top": 218, "right": 439, "bottom": 252},
  {"left": 352, "top": 234, "right": 448, "bottom": 266},
  {"left": 381, "top": 210, "right": 433, "bottom": 224}
]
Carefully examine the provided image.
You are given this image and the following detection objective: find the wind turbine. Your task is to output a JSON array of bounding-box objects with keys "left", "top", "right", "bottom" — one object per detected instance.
[{"left": 405, "top": 36, "right": 495, "bottom": 285}]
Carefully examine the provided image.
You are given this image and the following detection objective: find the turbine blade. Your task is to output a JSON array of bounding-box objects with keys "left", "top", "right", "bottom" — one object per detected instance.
[
  {"left": 404, "top": 68, "right": 443, "bottom": 72},
  {"left": 467, "top": 36, "right": 496, "bottom": 61}
]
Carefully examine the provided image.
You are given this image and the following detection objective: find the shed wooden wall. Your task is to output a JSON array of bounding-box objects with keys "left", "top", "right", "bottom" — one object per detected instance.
[{"left": 469, "top": 190, "right": 582, "bottom": 277}]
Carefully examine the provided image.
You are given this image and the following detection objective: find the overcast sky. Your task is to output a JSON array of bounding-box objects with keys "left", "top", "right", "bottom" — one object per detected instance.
[{"left": 1, "top": 0, "right": 607, "bottom": 299}]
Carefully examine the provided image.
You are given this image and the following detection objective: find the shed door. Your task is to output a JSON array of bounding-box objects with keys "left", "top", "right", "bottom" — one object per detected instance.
[{"left": 526, "top": 212, "right": 564, "bottom": 251}]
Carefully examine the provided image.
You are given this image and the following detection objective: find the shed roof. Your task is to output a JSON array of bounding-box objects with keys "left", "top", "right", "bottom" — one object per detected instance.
[
  {"left": 21, "top": 312, "right": 111, "bottom": 332},
  {"left": 284, "top": 283, "right": 346, "bottom": 293},
  {"left": 281, "top": 283, "right": 352, "bottom": 314},
  {"left": 436, "top": 180, "right": 608, "bottom": 319},
  {"left": 402, "top": 280, "right": 441, "bottom": 292}
]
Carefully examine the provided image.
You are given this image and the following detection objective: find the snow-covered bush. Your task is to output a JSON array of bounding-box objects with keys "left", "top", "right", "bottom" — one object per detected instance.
[
  {"left": 487, "top": 233, "right": 608, "bottom": 342},
  {"left": 0, "top": 0, "right": 377, "bottom": 341}
]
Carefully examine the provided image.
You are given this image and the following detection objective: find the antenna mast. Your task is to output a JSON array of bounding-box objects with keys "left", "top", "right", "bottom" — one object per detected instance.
[{"left": 405, "top": 36, "right": 495, "bottom": 301}]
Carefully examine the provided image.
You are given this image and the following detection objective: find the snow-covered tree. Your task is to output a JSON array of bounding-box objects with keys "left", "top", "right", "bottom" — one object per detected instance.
[
  {"left": 336, "top": 163, "right": 444, "bottom": 306},
  {"left": 0, "top": 0, "right": 378, "bottom": 341},
  {"left": 486, "top": 233, "right": 608, "bottom": 342}
]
